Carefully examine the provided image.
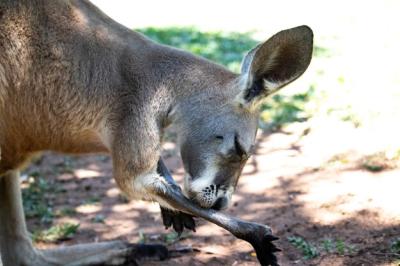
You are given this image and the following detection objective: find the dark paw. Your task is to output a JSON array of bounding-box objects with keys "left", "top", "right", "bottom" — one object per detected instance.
[
  {"left": 135, "top": 243, "right": 169, "bottom": 261},
  {"left": 250, "top": 234, "right": 281, "bottom": 266},
  {"left": 237, "top": 224, "right": 281, "bottom": 266},
  {"left": 160, "top": 206, "right": 196, "bottom": 235}
]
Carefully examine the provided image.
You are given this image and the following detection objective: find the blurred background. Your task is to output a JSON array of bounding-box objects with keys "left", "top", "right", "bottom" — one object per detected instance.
[
  {"left": 91, "top": 0, "right": 400, "bottom": 155},
  {"left": 22, "top": 1, "right": 400, "bottom": 265}
]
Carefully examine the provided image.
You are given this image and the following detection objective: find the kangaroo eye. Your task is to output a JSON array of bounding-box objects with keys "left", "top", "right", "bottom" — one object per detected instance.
[{"left": 215, "top": 135, "right": 224, "bottom": 140}]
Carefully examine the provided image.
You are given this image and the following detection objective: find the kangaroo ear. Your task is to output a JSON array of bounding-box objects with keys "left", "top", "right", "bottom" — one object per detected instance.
[{"left": 237, "top": 25, "right": 313, "bottom": 108}]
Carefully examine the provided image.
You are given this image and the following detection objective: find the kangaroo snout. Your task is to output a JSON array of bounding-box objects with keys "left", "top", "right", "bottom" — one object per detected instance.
[
  {"left": 211, "top": 196, "right": 229, "bottom": 210},
  {"left": 184, "top": 173, "right": 234, "bottom": 210},
  {"left": 190, "top": 188, "right": 232, "bottom": 210}
]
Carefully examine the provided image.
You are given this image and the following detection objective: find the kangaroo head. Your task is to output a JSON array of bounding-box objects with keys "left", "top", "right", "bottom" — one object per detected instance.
[{"left": 173, "top": 26, "right": 313, "bottom": 210}]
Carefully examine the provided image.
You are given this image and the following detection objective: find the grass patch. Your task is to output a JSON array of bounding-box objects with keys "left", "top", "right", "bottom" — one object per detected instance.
[
  {"left": 288, "top": 236, "right": 356, "bottom": 260},
  {"left": 162, "top": 231, "right": 192, "bottom": 244},
  {"left": 91, "top": 214, "right": 106, "bottom": 224},
  {"left": 391, "top": 238, "right": 400, "bottom": 253},
  {"left": 327, "top": 153, "right": 351, "bottom": 166},
  {"left": 22, "top": 175, "right": 58, "bottom": 224},
  {"left": 81, "top": 196, "right": 101, "bottom": 205},
  {"left": 138, "top": 231, "right": 191, "bottom": 245},
  {"left": 288, "top": 236, "right": 319, "bottom": 259},
  {"left": 334, "top": 239, "right": 356, "bottom": 255},
  {"left": 313, "top": 45, "right": 333, "bottom": 58},
  {"left": 54, "top": 207, "right": 77, "bottom": 217},
  {"left": 32, "top": 223, "right": 79, "bottom": 243},
  {"left": 360, "top": 151, "right": 399, "bottom": 172},
  {"left": 322, "top": 238, "right": 356, "bottom": 256},
  {"left": 260, "top": 86, "right": 316, "bottom": 130},
  {"left": 326, "top": 105, "right": 362, "bottom": 128},
  {"left": 137, "top": 27, "right": 258, "bottom": 73}
]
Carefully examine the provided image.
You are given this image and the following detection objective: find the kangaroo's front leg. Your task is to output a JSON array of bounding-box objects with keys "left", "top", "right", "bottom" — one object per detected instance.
[
  {"left": 153, "top": 166, "right": 281, "bottom": 266},
  {"left": 157, "top": 159, "right": 196, "bottom": 234},
  {"left": 110, "top": 116, "right": 194, "bottom": 233},
  {"left": 111, "top": 117, "right": 280, "bottom": 265},
  {"left": 115, "top": 159, "right": 281, "bottom": 265}
]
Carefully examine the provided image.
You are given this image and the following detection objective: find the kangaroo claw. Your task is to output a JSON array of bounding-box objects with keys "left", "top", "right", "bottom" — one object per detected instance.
[
  {"left": 243, "top": 228, "right": 281, "bottom": 266},
  {"left": 156, "top": 159, "right": 280, "bottom": 265},
  {"left": 160, "top": 207, "right": 196, "bottom": 235}
]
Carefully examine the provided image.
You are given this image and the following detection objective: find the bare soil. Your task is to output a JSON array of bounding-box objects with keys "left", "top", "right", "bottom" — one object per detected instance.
[{"left": 25, "top": 121, "right": 400, "bottom": 266}]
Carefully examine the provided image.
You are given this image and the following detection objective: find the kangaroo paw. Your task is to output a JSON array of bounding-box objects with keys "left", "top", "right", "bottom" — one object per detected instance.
[
  {"left": 238, "top": 224, "right": 281, "bottom": 266},
  {"left": 133, "top": 243, "right": 169, "bottom": 261},
  {"left": 160, "top": 206, "right": 196, "bottom": 235}
]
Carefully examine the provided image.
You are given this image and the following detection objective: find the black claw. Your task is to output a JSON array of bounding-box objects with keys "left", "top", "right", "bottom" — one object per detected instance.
[
  {"left": 271, "top": 247, "right": 282, "bottom": 252},
  {"left": 183, "top": 215, "right": 196, "bottom": 232},
  {"left": 160, "top": 206, "right": 196, "bottom": 234},
  {"left": 251, "top": 234, "right": 281, "bottom": 266},
  {"left": 265, "top": 235, "right": 279, "bottom": 241},
  {"left": 172, "top": 214, "right": 184, "bottom": 236},
  {"left": 241, "top": 229, "right": 281, "bottom": 266},
  {"left": 161, "top": 208, "right": 173, "bottom": 229},
  {"left": 134, "top": 244, "right": 169, "bottom": 261}
]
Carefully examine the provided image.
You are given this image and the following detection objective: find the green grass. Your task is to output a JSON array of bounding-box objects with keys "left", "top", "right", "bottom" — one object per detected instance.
[
  {"left": 22, "top": 175, "right": 57, "bottom": 224},
  {"left": 391, "top": 238, "right": 400, "bottom": 253},
  {"left": 313, "top": 45, "right": 333, "bottom": 58},
  {"left": 322, "top": 238, "right": 356, "bottom": 256},
  {"left": 327, "top": 105, "right": 362, "bottom": 128},
  {"left": 162, "top": 231, "right": 192, "bottom": 244},
  {"left": 260, "top": 86, "right": 316, "bottom": 130},
  {"left": 322, "top": 238, "right": 334, "bottom": 253},
  {"left": 288, "top": 236, "right": 356, "bottom": 260},
  {"left": 32, "top": 223, "right": 80, "bottom": 243},
  {"left": 91, "top": 214, "right": 105, "bottom": 224},
  {"left": 361, "top": 152, "right": 399, "bottom": 172},
  {"left": 54, "top": 207, "right": 77, "bottom": 217},
  {"left": 137, "top": 27, "right": 258, "bottom": 73},
  {"left": 81, "top": 196, "right": 101, "bottom": 205},
  {"left": 288, "top": 236, "right": 319, "bottom": 259},
  {"left": 334, "top": 239, "right": 356, "bottom": 255},
  {"left": 22, "top": 173, "right": 80, "bottom": 243},
  {"left": 138, "top": 230, "right": 191, "bottom": 245}
]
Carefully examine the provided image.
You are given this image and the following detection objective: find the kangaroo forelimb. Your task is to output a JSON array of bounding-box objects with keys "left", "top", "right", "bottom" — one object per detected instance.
[
  {"left": 156, "top": 160, "right": 281, "bottom": 266},
  {"left": 156, "top": 159, "right": 181, "bottom": 189},
  {"left": 157, "top": 159, "right": 196, "bottom": 234}
]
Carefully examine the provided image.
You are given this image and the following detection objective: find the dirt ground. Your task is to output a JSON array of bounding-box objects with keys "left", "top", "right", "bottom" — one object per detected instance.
[{"left": 25, "top": 120, "right": 400, "bottom": 266}]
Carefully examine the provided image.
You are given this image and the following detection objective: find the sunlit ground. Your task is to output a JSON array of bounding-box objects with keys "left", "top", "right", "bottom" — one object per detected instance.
[{"left": 17, "top": 1, "right": 400, "bottom": 265}]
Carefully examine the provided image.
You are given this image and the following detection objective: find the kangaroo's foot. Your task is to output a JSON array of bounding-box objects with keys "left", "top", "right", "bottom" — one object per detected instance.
[
  {"left": 38, "top": 241, "right": 168, "bottom": 266},
  {"left": 5, "top": 241, "right": 167, "bottom": 266}
]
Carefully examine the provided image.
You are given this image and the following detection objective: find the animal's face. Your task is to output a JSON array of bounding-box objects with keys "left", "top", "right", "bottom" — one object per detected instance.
[
  {"left": 180, "top": 108, "right": 258, "bottom": 210},
  {"left": 178, "top": 26, "right": 314, "bottom": 210}
]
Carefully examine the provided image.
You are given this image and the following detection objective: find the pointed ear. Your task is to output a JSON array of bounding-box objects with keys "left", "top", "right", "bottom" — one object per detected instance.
[{"left": 236, "top": 25, "right": 313, "bottom": 107}]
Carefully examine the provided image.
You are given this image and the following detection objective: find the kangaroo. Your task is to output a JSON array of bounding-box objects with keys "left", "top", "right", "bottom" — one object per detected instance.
[{"left": 0, "top": 0, "right": 313, "bottom": 265}]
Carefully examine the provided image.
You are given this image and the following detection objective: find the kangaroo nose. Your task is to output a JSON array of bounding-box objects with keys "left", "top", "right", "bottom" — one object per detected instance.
[{"left": 211, "top": 196, "right": 229, "bottom": 210}]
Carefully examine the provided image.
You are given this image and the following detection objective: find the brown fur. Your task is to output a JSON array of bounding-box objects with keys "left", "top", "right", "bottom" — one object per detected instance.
[
  {"left": 0, "top": 0, "right": 313, "bottom": 264},
  {"left": 0, "top": 0, "right": 234, "bottom": 176}
]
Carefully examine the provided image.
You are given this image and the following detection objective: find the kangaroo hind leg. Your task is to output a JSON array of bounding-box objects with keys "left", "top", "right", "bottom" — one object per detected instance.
[{"left": 0, "top": 170, "right": 168, "bottom": 266}]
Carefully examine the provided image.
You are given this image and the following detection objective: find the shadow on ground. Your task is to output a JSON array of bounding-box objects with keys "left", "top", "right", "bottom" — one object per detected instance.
[{"left": 23, "top": 127, "right": 400, "bottom": 266}]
